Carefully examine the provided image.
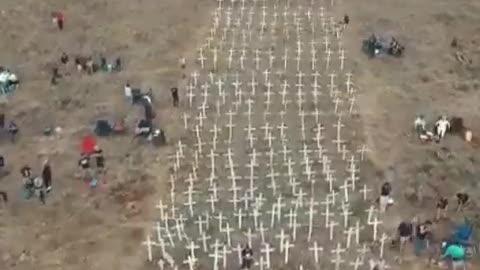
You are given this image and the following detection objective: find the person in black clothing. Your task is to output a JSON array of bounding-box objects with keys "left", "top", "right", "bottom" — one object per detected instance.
[
  {"left": 343, "top": 14, "right": 349, "bottom": 25},
  {"left": 60, "top": 52, "right": 69, "bottom": 64},
  {"left": 435, "top": 197, "right": 448, "bottom": 220},
  {"left": 379, "top": 182, "right": 392, "bottom": 213},
  {"left": 241, "top": 245, "right": 254, "bottom": 269},
  {"left": 397, "top": 221, "right": 413, "bottom": 253},
  {"left": 171, "top": 87, "right": 179, "bottom": 107},
  {"left": 42, "top": 159, "right": 52, "bottom": 192},
  {"left": 92, "top": 145, "right": 105, "bottom": 173},
  {"left": 456, "top": 193, "right": 469, "bottom": 212},
  {"left": 7, "top": 121, "right": 18, "bottom": 142},
  {"left": 414, "top": 220, "right": 432, "bottom": 256}
]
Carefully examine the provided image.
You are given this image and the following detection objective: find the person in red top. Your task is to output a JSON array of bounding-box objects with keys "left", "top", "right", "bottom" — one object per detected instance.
[{"left": 52, "top": 11, "right": 64, "bottom": 30}]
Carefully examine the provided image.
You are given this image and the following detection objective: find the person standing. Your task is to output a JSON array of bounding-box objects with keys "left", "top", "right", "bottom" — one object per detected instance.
[
  {"left": 171, "top": 87, "right": 179, "bottom": 107},
  {"left": 414, "top": 220, "right": 432, "bottom": 256},
  {"left": 124, "top": 83, "right": 133, "bottom": 104},
  {"left": 397, "top": 221, "right": 413, "bottom": 254},
  {"left": 241, "top": 245, "right": 254, "bottom": 269},
  {"left": 92, "top": 145, "right": 105, "bottom": 174},
  {"left": 42, "top": 159, "right": 52, "bottom": 192},
  {"left": 435, "top": 196, "right": 448, "bottom": 220},
  {"left": 379, "top": 181, "right": 392, "bottom": 213}
]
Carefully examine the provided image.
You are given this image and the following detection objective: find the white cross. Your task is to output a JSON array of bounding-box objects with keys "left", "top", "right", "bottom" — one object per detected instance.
[
  {"left": 360, "top": 184, "right": 372, "bottom": 201},
  {"left": 249, "top": 72, "right": 258, "bottom": 95},
  {"left": 222, "top": 222, "right": 234, "bottom": 246},
  {"left": 328, "top": 220, "right": 339, "bottom": 240},
  {"left": 370, "top": 216, "right": 383, "bottom": 241},
  {"left": 355, "top": 221, "right": 365, "bottom": 245},
  {"left": 340, "top": 181, "right": 352, "bottom": 203},
  {"left": 344, "top": 227, "right": 355, "bottom": 248},
  {"left": 282, "top": 48, "right": 289, "bottom": 71},
  {"left": 379, "top": 233, "right": 389, "bottom": 258},
  {"left": 322, "top": 202, "right": 333, "bottom": 228},
  {"left": 275, "top": 229, "right": 289, "bottom": 252},
  {"left": 325, "top": 48, "right": 332, "bottom": 69},
  {"left": 349, "top": 95, "right": 356, "bottom": 115},
  {"left": 260, "top": 243, "right": 275, "bottom": 268},
  {"left": 284, "top": 240, "right": 294, "bottom": 264},
  {"left": 339, "top": 49, "right": 346, "bottom": 70},
  {"left": 357, "top": 144, "right": 371, "bottom": 161},
  {"left": 309, "top": 241, "right": 323, "bottom": 263},
  {"left": 350, "top": 257, "right": 364, "bottom": 270},
  {"left": 244, "top": 228, "right": 257, "bottom": 247},
  {"left": 142, "top": 235, "right": 159, "bottom": 262},
  {"left": 331, "top": 254, "right": 345, "bottom": 270},
  {"left": 195, "top": 215, "right": 207, "bottom": 234},
  {"left": 155, "top": 200, "right": 168, "bottom": 221},
  {"left": 254, "top": 49, "right": 261, "bottom": 70},
  {"left": 307, "top": 203, "right": 317, "bottom": 241},
  {"left": 197, "top": 47, "right": 206, "bottom": 69}
]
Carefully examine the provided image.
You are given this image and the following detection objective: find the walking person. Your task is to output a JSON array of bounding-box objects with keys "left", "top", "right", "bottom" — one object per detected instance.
[
  {"left": 42, "top": 159, "right": 52, "bottom": 193},
  {"left": 414, "top": 220, "right": 432, "bottom": 256},
  {"left": 379, "top": 181, "right": 392, "bottom": 213},
  {"left": 171, "top": 87, "right": 179, "bottom": 107},
  {"left": 241, "top": 244, "right": 254, "bottom": 269}
]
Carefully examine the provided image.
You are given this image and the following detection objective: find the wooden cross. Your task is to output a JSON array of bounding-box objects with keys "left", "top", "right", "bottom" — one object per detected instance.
[
  {"left": 275, "top": 229, "right": 289, "bottom": 252},
  {"left": 142, "top": 235, "right": 159, "bottom": 262},
  {"left": 355, "top": 221, "right": 365, "bottom": 245},
  {"left": 284, "top": 240, "right": 294, "bottom": 264},
  {"left": 328, "top": 220, "right": 339, "bottom": 240},
  {"left": 244, "top": 228, "right": 257, "bottom": 247},
  {"left": 357, "top": 144, "right": 371, "bottom": 161},
  {"left": 370, "top": 216, "right": 383, "bottom": 241},
  {"left": 360, "top": 184, "right": 372, "bottom": 201},
  {"left": 349, "top": 257, "right": 364, "bottom": 270},
  {"left": 339, "top": 49, "right": 346, "bottom": 70},
  {"left": 309, "top": 241, "right": 323, "bottom": 263},
  {"left": 261, "top": 243, "right": 275, "bottom": 268}
]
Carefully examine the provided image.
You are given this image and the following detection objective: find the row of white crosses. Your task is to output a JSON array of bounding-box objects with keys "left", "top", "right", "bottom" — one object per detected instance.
[{"left": 143, "top": 0, "right": 388, "bottom": 269}]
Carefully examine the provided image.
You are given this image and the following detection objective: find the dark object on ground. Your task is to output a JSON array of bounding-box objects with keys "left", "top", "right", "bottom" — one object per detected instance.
[
  {"left": 0, "top": 191, "right": 7, "bottom": 203},
  {"left": 94, "top": 120, "right": 112, "bottom": 136},
  {"left": 451, "top": 38, "right": 458, "bottom": 48},
  {"left": 60, "top": 52, "right": 69, "bottom": 64},
  {"left": 344, "top": 14, "right": 349, "bottom": 25},
  {"left": 152, "top": 129, "right": 166, "bottom": 147},
  {"left": 362, "top": 33, "right": 405, "bottom": 58},
  {"left": 450, "top": 117, "right": 465, "bottom": 134},
  {"left": 0, "top": 114, "right": 4, "bottom": 129}
]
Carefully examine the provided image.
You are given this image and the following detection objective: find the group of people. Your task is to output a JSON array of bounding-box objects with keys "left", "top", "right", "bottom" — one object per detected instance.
[
  {"left": 78, "top": 145, "right": 105, "bottom": 188},
  {"left": 52, "top": 52, "right": 122, "bottom": 85},
  {"left": 414, "top": 115, "right": 451, "bottom": 142},
  {"left": 385, "top": 183, "right": 473, "bottom": 269}
]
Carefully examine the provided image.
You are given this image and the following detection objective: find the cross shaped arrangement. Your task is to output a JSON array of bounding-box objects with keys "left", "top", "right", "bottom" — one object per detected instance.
[{"left": 143, "top": 0, "right": 391, "bottom": 269}]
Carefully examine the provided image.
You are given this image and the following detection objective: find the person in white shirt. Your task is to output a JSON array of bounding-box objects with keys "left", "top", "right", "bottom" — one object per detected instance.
[
  {"left": 414, "top": 115, "right": 426, "bottom": 134},
  {"left": 435, "top": 116, "right": 451, "bottom": 139},
  {"left": 124, "top": 83, "right": 132, "bottom": 104}
]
